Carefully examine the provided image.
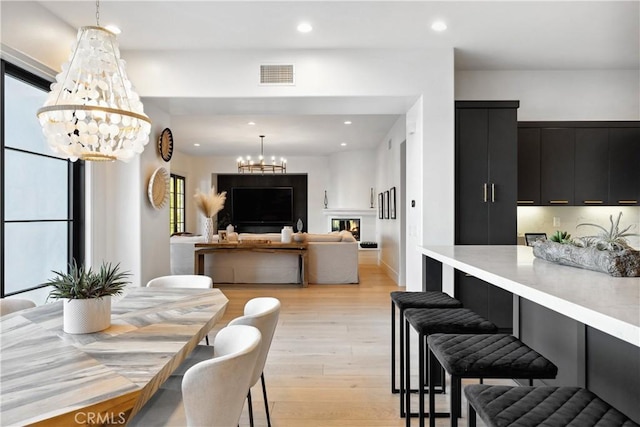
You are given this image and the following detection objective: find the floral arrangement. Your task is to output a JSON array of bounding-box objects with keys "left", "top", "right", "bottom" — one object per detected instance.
[{"left": 194, "top": 186, "right": 227, "bottom": 218}]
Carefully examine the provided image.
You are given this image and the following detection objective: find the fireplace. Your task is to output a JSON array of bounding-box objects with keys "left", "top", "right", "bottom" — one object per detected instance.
[{"left": 331, "top": 218, "right": 360, "bottom": 241}]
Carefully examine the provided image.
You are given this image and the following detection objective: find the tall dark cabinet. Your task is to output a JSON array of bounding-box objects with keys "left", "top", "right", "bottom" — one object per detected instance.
[{"left": 455, "top": 101, "right": 519, "bottom": 332}]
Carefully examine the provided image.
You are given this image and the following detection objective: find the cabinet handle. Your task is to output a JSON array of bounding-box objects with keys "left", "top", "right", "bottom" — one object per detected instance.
[
  {"left": 483, "top": 183, "right": 488, "bottom": 203},
  {"left": 549, "top": 200, "right": 569, "bottom": 204},
  {"left": 491, "top": 183, "right": 496, "bottom": 202},
  {"left": 583, "top": 200, "right": 603, "bottom": 204},
  {"left": 618, "top": 200, "right": 638, "bottom": 204},
  {"left": 518, "top": 200, "right": 535, "bottom": 204}
]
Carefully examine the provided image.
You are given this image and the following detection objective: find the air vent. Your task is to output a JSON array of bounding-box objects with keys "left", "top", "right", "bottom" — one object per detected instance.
[{"left": 260, "top": 64, "right": 295, "bottom": 85}]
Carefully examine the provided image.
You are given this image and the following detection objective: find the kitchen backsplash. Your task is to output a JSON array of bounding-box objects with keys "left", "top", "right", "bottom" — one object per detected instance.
[{"left": 517, "top": 206, "right": 640, "bottom": 249}]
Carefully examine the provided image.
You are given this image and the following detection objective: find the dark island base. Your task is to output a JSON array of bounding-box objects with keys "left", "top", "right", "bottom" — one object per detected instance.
[{"left": 518, "top": 298, "right": 639, "bottom": 423}]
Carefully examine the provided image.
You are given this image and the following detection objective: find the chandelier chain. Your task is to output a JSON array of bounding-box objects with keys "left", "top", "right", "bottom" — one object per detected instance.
[{"left": 96, "top": 0, "right": 100, "bottom": 26}]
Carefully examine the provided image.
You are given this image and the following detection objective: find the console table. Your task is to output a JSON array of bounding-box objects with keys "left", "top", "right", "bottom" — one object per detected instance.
[
  {"left": 195, "top": 242, "right": 309, "bottom": 287},
  {"left": 0, "top": 287, "right": 228, "bottom": 426}
]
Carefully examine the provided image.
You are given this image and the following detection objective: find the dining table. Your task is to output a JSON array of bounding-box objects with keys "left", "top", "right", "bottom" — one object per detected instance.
[{"left": 0, "top": 286, "right": 228, "bottom": 426}]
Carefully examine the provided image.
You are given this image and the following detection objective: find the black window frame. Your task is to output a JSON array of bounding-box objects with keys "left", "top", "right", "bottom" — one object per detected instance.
[
  {"left": 170, "top": 173, "right": 186, "bottom": 234},
  {"left": 1, "top": 60, "right": 85, "bottom": 297}
]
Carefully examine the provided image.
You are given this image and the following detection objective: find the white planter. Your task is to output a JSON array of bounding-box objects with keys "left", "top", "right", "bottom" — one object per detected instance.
[{"left": 63, "top": 296, "right": 112, "bottom": 334}]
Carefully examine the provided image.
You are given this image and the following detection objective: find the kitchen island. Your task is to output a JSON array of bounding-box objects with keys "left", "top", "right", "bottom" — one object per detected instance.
[{"left": 419, "top": 245, "right": 639, "bottom": 423}]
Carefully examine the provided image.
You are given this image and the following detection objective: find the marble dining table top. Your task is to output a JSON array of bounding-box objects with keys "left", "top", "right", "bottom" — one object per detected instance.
[{"left": 0, "top": 287, "right": 228, "bottom": 426}]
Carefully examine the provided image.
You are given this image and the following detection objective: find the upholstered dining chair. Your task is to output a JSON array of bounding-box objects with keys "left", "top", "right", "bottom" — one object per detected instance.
[
  {"left": 0, "top": 298, "right": 36, "bottom": 316},
  {"left": 128, "top": 324, "right": 261, "bottom": 427},
  {"left": 228, "top": 297, "right": 281, "bottom": 427},
  {"left": 146, "top": 274, "right": 213, "bottom": 344}
]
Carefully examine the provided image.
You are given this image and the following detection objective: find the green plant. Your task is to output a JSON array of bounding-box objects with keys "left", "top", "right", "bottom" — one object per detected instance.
[
  {"left": 576, "top": 212, "right": 638, "bottom": 251},
  {"left": 47, "top": 260, "right": 131, "bottom": 300},
  {"left": 550, "top": 230, "right": 572, "bottom": 244}
]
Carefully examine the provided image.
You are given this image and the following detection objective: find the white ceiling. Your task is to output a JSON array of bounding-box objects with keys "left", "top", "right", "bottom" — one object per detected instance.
[{"left": 27, "top": 1, "right": 640, "bottom": 156}]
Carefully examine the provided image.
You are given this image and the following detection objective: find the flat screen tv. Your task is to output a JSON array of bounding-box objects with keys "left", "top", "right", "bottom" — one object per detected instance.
[{"left": 232, "top": 187, "right": 294, "bottom": 223}]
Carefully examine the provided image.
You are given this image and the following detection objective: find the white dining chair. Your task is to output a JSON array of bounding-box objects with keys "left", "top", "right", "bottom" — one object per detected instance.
[
  {"left": 146, "top": 275, "right": 213, "bottom": 288},
  {"left": 228, "top": 297, "right": 281, "bottom": 427},
  {"left": 128, "top": 324, "right": 261, "bottom": 427},
  {"left": 0, "top": 298, "right": 36, "bottom": 317},
  {"left": 146, "top": 274, "right": 213, "bottom": 344}
]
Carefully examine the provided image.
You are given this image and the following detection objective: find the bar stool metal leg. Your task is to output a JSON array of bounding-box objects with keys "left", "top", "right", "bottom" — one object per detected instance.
[
  {"left": 405, "top": 318, "right": 412, "bottom": 427},
  {"left": 391, "top": 300, "right": 398, "bottom": 393},
  {"left": 467, "top": 401, "right": 477, "bottom": 427}
]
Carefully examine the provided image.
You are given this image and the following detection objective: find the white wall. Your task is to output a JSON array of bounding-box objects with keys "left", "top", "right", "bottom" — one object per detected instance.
[
  {"left": 376, "top": 116, "right": 406, "bottom": 284},
  {"left": 456, "top": 70, "right": 640, "bottom": 121},
  {"left": 328, "top": 150, "right": 377, "bottom": 210},
  {"left": 139, "top": 104, "right": 172, "bottom": 286}
]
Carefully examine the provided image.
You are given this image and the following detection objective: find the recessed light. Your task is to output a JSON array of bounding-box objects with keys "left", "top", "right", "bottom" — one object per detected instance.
[
  {"left": 194, "top": 143, "right": 200, "bottom": 147},
  {"left": 340, "top": 142, "right": 347, "bottom": 147},
  {"left": 297, "top": 22, "right": 313, "bottom": 33},
  {"left": 344, "top": 121, "right": 352, "bottom": 125},
  {"left": 105, "top": 25, "right": 121, "bottom": 35},
  {"left": 248, "top": 121, "right": 256, "bottom": 126},
  {"left": 431, "top": 21, "right": 447, "bottom": 32}
]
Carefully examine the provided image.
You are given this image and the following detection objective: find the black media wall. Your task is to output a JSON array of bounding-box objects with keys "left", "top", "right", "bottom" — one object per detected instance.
[{"left": 217, "top": 174, "right": 308, "bottom": 233}]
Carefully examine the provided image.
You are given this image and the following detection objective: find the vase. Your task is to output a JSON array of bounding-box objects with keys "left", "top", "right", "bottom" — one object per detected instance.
[
  {"left": 281, "top": 226, "right": 293, "bottom": 243},
  {"left": 204, "top": 217, "right": 215, "bottom": 243},
  {"left": 63, "top": 296, "right": 111, "bottom": 334}
]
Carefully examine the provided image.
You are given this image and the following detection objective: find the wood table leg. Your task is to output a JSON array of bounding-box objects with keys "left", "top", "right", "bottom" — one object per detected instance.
[
  {"left": 302, "top": 251, "right": 309, "bottom": 287},
  {"left": 194, "top": 251, "right": 205, "bottom": 275}
]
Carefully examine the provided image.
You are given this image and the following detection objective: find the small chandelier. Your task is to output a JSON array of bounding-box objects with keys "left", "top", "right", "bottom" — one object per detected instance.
[
  {"left": 37, "top": 0, "right": 151, "bottom": 162},
  {"left": 237, "top": 135, "right": 287, "bottom": 174}
]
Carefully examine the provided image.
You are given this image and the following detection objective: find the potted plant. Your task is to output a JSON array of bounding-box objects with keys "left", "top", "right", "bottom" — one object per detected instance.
[{"left": 48, "top": 260, "right": 131, "bottom": 334}]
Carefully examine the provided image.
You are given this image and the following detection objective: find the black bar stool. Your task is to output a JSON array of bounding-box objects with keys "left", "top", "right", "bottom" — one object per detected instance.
[
  {"left": 427, "top": 334, "right": 558, "bottom": 427},
  {"left": 403, "top": 308, "right": 498, "bottom": 427},
  {"left": 465, "top": 385, "right": 639, "bottom": 427},
  {"left": 390, "top": 291, "right": 462, "bottom": 417}
]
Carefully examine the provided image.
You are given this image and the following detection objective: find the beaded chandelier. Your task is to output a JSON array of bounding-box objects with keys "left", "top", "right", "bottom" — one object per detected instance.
[{"left": 37, "top": 1, "right": 151, "bottom": 162}]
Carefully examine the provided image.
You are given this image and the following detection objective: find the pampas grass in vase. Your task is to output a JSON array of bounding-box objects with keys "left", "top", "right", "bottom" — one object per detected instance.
[{"left": 194, "top": 186, "right": 227, "bottom": 243}]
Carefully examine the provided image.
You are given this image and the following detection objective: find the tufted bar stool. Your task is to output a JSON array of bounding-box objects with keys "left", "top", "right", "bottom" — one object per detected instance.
[
  {"left": 403, "top": 308, "right": 498, "bottom": 427},
  {"left": 427, "top": 334, "right": 558, "bottom": 427},
  {"left": 464, "top": 384, "right": 639, "bottom": 427},
  {"left": 390, "top": 291, "right": 463, "bottom": 417}
]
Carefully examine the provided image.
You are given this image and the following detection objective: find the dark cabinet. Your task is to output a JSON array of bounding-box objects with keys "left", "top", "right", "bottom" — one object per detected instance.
[
  {"left": 575, "top": 128, "right": 609, "bottom": 205},
  {"left": 456, "top": 102, "right": 518, "bottom": 244},
  {"left": 518, "top": 122, "right": 639, "bottom": 206},
  {"left": 455, "top": 101, "right": 518, "bottom": 332},
  {"left": 540, "top": 128, "right": 575, "bottom": 206},
  {"left": 609, "top": 128, "right": 640, "bottom": 205},
  {"left": 517, "top": 128, "right": 541, "bottom": 205}
]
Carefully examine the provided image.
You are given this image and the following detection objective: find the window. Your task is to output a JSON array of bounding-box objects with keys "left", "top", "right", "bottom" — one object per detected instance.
[
  {"left": 170, "top": 174, "right": 185, "bottom": 234},
  {"left": 1, "top": 60, "right": 84, "bottom": 297}
]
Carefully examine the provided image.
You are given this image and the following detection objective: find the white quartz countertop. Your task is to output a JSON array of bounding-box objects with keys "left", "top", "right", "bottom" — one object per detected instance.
[{"left": 419, "top": 245, "right": 640, "bottom": 347}]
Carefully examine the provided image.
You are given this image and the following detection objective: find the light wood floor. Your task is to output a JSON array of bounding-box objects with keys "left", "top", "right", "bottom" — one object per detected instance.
[{"left": 213, "top": 264, "right": 507, "bottom": 427}]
